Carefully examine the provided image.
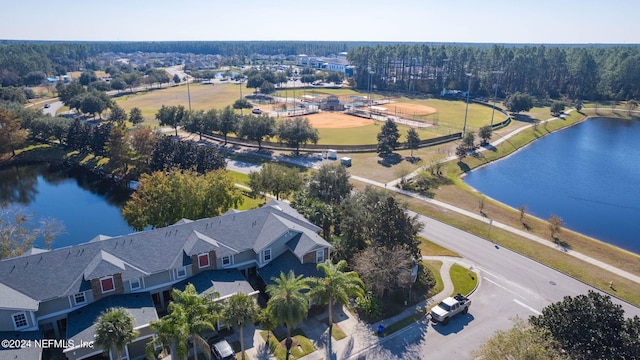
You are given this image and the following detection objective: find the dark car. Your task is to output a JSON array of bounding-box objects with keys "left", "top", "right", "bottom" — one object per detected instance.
[
  {"left": 44, "top": 103, "right": 50, "bottom": 108},
  {"left": 208, "top": 336, "right": 235, "bottom": 360}
]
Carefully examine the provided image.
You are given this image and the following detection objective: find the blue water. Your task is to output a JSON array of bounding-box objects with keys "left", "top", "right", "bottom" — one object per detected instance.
[
  {"left": 464, "top": 117, "right": 640, "bottom": 254},
  {"left": 0, "top": 165, "right": 135, "bottom": 249}
]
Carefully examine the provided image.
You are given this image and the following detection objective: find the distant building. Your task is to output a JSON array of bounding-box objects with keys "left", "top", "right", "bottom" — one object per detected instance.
[{"left": 297, "top": 54, "right": 350, "bottom": 74}]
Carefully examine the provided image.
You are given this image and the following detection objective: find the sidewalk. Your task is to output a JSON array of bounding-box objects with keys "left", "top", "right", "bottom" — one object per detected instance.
[
  {"left": 351, "top": 109, "right": 640, "bottom": 286},
  {"left": 295, "top": 256, "right": 466, "bottom": 360}
]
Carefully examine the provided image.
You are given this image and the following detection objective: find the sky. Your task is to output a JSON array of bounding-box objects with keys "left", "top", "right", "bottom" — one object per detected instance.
[{"left": 2, "top": 0, "right": 639, "bottom": 44}]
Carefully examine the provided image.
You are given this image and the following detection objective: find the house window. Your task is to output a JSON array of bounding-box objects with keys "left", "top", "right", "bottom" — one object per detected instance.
[
  {"left": 73, "top": 292, "right": 86, "bottom": 306},
  {"left": 176, "top": 267, "right": 187, "bottom": 279},
  {"left": 316, "top": 249, "right": 325, "bottom": 263},
  {"left": 100, "top": 276, "right": 115, "bottom": 293},
  {"left": 12, "top": 312, "right": 28, "bottom": 329},
  {"left": 130, "top": 278, "right": 142, "bottom": 291},
  {"left": 222, "top": 255, "right": 233, "bottom": 267},
  {"left": 198, "top": 253, "right": 210, "bottom": 269},
  {"left": 263, "top": 248, "right": 272, "bottom": 263}
]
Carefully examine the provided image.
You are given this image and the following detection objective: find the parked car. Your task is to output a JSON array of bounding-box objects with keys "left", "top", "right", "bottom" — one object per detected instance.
[
  {"left": 208, "top": 336, "right": 235, "bottom": 360},
  {"left": 430, "top": 293, "right": 471, "bottom": 324},
  {"left": 252, "top": 108, "right": 262, "bottom": 114},
  {"left": 44, "top": 103, "right": 50, "bottom": 108}
]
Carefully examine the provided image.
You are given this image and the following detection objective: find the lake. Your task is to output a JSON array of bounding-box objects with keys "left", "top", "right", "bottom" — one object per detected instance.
[
  {"left": 0, "top": 164, "right": 135, "bottom": 249},
  {"left": 464, "top": 117, "right": 640, "bottom": 255}
]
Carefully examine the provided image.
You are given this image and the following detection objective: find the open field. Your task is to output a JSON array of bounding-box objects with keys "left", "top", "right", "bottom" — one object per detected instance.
[{"left": 114, "top": 83, "right": 243, "bottom": 120}]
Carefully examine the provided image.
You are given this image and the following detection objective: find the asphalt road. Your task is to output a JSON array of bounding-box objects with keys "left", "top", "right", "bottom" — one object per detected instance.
[
  {"left": 42, "top": 100, "right": 63, "bottom": 116},
  {"left": 350, "top": 212, "right": 640, "bottom": 359}
]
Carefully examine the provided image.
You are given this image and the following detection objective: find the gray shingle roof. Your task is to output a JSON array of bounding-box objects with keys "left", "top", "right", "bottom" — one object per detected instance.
[
  {"left": 65, "top": 293, "right": 157, "bottom": 347},
  {"left": 174, "top": 269, "right": 255, "bottom": 299},
  {"left": 257, "top": 251, "right": 324, "bottom": 285},
  {"left": 0, "top": 201, "right": 329, "bottom": 304},
  {"left": 0, "top": 331, "right": 43, "bottom": 360},
  {"left": 0, "top": 282, "right": 39, "bottom": 311}
]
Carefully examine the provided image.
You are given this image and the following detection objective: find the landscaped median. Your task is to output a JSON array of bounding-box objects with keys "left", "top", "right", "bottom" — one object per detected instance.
[
  {"left": 260, "top": 329, "right": 315, "bottom": 360},
  {"left": 376, "top": 260, "right": 477, "bottom": 337}
]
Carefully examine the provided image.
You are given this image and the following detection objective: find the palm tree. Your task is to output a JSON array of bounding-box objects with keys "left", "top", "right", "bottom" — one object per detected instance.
[
  {"left": 255, "top": 307, "right": 278, "bottom": 343},
  {"left": 146, "top": 306, "right": 189, "bottom": 360},
  {"left": 307, "top": 260, "right": 364, "bottom": 345},
  {"left": 266, "top": 271, "right": 310, "bottom": 360},
  {"left": 171, "top": 284, "right": 217, "bottom": 359},
  {"left": 221, "top": 293, "right": 260, "bottom": 360},
  {"left": 94, "top": 307, "right": 139, "bottom": 360}
]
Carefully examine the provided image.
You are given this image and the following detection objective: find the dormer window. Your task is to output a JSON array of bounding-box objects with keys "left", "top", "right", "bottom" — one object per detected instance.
[
  {"left": 74, "top": 292, "right": 87, "bottom": 306},
  {"left": 175, "top": 266, "right": 187, "bottom": 279},
  {"left": 263, "top": 248, "right": 272, "bottom": 263},
  {"left": 316, "top": 249, "right": 325, "bottom": 263},
  {"left": 198, "top": 253, "right": 210, "bottom": 269},
  {"left": 100, "top": 276, "right": 115, "bottom": 293}
]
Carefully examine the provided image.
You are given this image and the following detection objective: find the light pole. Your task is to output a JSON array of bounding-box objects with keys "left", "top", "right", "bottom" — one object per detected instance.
[
  {"left": 185, "top": 70, "right": 192, "bottom": 112},
  {"left": 463, "top": 73, "right": 472, "bottom": 136},
  {"left": 368, "top": 67, "right": 373, "bottom": 118},
  {"left": 490, "top": 70, "right": 503, "bottom": 126},
  {"left": 441, "top": 59, "right": 449, "bottom": 95}
]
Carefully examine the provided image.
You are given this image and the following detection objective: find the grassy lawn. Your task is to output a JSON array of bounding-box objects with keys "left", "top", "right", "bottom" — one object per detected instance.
[
  {"left": 260, "top": 329, "right": 315, "bottom": 360},
  {"left": 420, "top": 237, "right": 461, "bottom": 257},
  {"left": 403, "top": 194, "right": 640, "bottom": 306},
  {"left": 114, "top": 82, "right": 244, "bottom": 120},
  {"left": 424, "top": 260, "right": 444, "bottom": 298},
  {"left": 318, "top": 318, "right": 347, "bottom": 341},
  {"left": 350, "top": 107, "right": 640, "bottom": 306},
  {"left": 377, "top": 259, "right": 443, "bottom": 337},
  {"left": 449, "top": 263, "right": 478, "bottom": 296}
]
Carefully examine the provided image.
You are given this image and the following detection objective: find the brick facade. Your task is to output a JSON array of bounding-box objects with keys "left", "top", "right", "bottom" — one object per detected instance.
[
  {"left": 90, "top": 273, "right": 124, "bottom": 301},
  {"left": 190, "top": 250, "right": 217, "bottom": 275}
]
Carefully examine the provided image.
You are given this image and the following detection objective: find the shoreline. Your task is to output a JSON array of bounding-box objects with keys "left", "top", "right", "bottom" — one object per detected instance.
[{"left": 460, "top": 114, "right": 640, "bottom": 256}]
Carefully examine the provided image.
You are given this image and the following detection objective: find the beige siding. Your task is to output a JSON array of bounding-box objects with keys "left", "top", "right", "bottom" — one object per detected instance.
[
  {"left": 36, "top": 297, "right": 71, "bottom": 317},
  {"left": 222, "top": 250, "right": 254, "bottom": 268},
  {"left": 0, "top": 310, "right": 35, "bottom": 331},
  {"left": 144, "top": 271, "right": 172, "bottom": 288}
]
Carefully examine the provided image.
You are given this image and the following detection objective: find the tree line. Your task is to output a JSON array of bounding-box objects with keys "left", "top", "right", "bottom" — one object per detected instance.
[
  {"left": 347, "top": 43, "right": 640, "bottom": 101},
  {"left": 157, "top": 104, "right": 319, "bottom": 153}
]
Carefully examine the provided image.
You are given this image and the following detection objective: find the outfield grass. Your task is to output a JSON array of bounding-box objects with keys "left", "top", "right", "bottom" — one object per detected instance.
[{"left": 399, "top": 98, "right": 502, "bottom": 133}]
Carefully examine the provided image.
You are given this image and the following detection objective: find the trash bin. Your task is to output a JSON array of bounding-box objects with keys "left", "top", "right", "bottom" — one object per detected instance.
[{"left": 377, "top": 325, "right": 385, "bottom": 335}]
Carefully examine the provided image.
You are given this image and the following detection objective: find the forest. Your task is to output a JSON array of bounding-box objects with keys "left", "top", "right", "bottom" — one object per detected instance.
[{"left": 1, "top": 41, "right": 639, "bottom": 101}]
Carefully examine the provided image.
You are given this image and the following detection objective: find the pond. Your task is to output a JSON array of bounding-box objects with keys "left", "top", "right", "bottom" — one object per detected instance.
[
  {"left": 464, "top": 117, "right": 640, "bottom": 255},
  {"left": 0, "top": 164, "right": 135, "bottom": 249}
]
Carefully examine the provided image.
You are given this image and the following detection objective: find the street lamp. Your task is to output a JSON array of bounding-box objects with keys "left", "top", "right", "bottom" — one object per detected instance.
[
  {"left": 463, "top": 73, "right": 472, "bottom": 136},
  {"left": 490, "top": 70, "right": 503, "bottom": 126}
]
